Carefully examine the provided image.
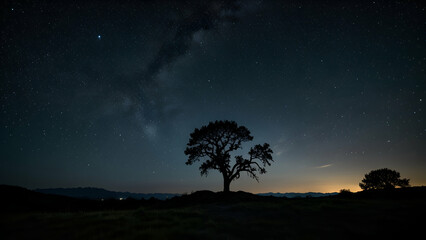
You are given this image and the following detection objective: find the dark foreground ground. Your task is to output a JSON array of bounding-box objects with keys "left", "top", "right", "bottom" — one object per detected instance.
[{"left": 1, "top": 186, "right": 425, "bottom": 240}]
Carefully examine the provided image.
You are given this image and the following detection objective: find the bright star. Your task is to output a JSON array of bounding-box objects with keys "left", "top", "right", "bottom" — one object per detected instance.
[{"left": 97, "top": 35, "right": 101, "bottom": 40}]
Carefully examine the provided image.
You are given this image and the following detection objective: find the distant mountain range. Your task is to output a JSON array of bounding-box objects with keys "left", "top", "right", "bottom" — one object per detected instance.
[
  {"left": 257, "top": 192, "right": 338, "bottom": 198},
  {"left": 35, "top": 187, "right": 179, "bottom": 200},
  {"left": 35, "top": 187, "right": 338, "bottom": 200}
]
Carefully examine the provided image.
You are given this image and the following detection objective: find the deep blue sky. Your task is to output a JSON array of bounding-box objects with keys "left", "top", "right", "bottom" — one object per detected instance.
[{"left": 1, "top": 0, "right": 425, "bottom": 193}]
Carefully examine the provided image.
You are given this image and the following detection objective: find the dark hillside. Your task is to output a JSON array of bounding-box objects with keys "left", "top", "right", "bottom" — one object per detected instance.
[
  {"left": 334, "top": 186, "right": 426, "bottom": 199},
  {"left": 1, "top": 185, "right": 426, "bottom": 239},
  {"left": 0, "top": 185, "right": 146, "bottom": 212}
]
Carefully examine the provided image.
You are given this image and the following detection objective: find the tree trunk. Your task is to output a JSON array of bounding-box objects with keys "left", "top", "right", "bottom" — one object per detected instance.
[{"left": 223, "top": 177, "right": 231, "bottom": 192}]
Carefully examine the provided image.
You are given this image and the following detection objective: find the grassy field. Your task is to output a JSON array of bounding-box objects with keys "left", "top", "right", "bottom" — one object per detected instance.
[{"left": 2, "top": 194, "right": 425, "bottom": 240}]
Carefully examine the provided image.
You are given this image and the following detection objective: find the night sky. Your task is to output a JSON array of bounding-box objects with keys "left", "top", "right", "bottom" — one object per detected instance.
[{"left": 1, "top": 1, "right": 425, "bottom": 193}]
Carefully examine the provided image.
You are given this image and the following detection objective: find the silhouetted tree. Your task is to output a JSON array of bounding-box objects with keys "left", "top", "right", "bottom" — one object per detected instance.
[
  {"left": 359, "top": 168, "right": 410, "bottom": 191},
  {"left": 184, "top": 120, "right": 273, "bottom": 192}
]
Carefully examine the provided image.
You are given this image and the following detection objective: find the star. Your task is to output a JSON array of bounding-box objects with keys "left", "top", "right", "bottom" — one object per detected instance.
[{"left": 97, "top": 35, "right": 101, "bottom": 40}]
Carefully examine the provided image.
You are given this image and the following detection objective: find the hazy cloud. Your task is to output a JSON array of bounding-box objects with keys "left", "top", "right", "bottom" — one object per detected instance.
[{"left": 316, "top": 164, "right": 333, "bottom": 169}]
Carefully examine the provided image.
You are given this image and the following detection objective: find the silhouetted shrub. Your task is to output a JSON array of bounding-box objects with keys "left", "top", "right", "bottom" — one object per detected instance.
[{"left": 339, "top": 189, "right": 352, "bottom": 197}]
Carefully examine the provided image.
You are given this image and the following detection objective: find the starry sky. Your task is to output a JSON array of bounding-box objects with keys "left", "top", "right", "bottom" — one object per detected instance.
[{"left": 1, "top": 0, "right": 425, "bottom": 193}]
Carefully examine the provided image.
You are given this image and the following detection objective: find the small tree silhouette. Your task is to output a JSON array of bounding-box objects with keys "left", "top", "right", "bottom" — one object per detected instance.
[
  {"left": 184, "top": 120, "right": 273, "bottom": 192},
  {"left": 359, "top": 168, "right": 410, "bottom": 191}
]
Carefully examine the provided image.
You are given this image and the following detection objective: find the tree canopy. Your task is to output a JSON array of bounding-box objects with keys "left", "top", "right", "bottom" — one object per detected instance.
[
  {"left": 184, "top": 120, "right": 273, "bottom": 192},
  {"left": 359, "top": 168, "right": 410, "bottom": 191}
]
